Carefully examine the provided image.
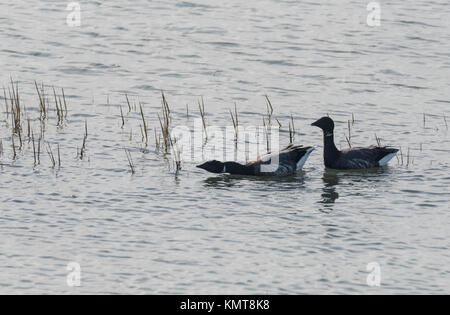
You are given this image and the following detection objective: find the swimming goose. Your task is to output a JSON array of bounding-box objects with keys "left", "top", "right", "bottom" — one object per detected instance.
[
  {"left": 197, "top": 144, "right": 314, "bottom": 176},
  {"left": 311, "top": 117, "right": 398, "bottom": 169}
]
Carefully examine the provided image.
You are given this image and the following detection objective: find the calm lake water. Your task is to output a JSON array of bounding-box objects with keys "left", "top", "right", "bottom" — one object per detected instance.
[{"left": 0, "top": 0, "right": 449, "bottom": 294}]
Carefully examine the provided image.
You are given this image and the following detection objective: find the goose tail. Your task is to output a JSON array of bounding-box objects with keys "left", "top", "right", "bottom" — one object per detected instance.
[{"left": 378, "top": 147, "right": 399, "bottom": 166}]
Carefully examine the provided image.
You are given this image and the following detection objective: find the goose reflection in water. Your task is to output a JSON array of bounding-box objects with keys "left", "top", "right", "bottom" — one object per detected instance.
[
  {"left": 318, "top": 167, "right": 394, "bottom": 211},
  {"left": 320, "top": 170, "right": 340, "bottom": 206},
  {"left": 202, "top": 172, "right": 307, "bottom": 190}
]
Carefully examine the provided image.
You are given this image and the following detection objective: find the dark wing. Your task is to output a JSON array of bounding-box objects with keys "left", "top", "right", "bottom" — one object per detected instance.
[
  {"left": 279, "top": 145, "right": 313, "bottom": 166},
  {"left": 247, "top": 145, "right": 305, "bottom": 165},
  {"left": 247, "top": 145, "right": 312, "bottom": 175},
  {"left": 338, "top": 146, "right": 399, "bottom": 169}
]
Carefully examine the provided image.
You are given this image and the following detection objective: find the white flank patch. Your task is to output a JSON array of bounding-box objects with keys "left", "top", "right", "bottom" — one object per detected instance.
[
  {"left": 297, "top": 147, "right": 315, "bottom": 170},
  {"left": 379, "top": 152, "right": 398, "bottom": 166}
]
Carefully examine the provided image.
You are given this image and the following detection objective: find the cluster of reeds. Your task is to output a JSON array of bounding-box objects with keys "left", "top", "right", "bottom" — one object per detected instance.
[
  {"left": 35, "top": 82, "right": 68, "bottom": 126},
  {"left": 198, "top": 97, "right": 207, "bottom": 140},
  {"left": 139, "top": 103, "right": 148, "bottom": 146},
  {"left": 124, "top": 93, "right": 139, "bottom": 112},
  {"left": 31, "top": 131, "right": 41, "bottom": 166},
  {"left": 120, "top": 93, "right": 140, "bottom": 139},
  {"left": 3, "top": 80, "right": 23, "bottom": 159},
  {"left": 375, "top": 133, "right": 382, "bottom": 147},
  {"left": 78, "top": 120, "right": 88, "bottom": 160},
  {"left": 125, "top": 149, "right": 135, "bottom": 174},
  {"left": 397, "top": 147, "right": 414, "bottom": 166},
  {"left": 118, "top": 91, "right": 182, "bottom": 175},
  {"left": 157, "top": 91, "right": 171, "bottom": 153},
  {"left": 52, "top": 87, "right": 68, "bottom": 126},
  {"left": 265, "top": 95, "right": 274, "bottom": 126},
  {"left": 341, "top": 114, "right": 356, "bottom": 148},
  {"left": 229, "top": 103, "right": 239, "bottom": 142},
  {"left": 288, "top": 114, "right": 295, "bottom": 144},
  {"left": 170, "top": 137, "right": 182, "bottom": 174},
  {"left": 0, "top": 79, "right": 70, "bottom": 169},
  {"left": 46, "top": 143, "right": 61, "bottom": 169},
  {"left": 34, "top": 81, "right": 47, "bottom": 120},
  {"left": 4, "top": 80, "right": 29, "bottom": 159},
  {"left": 406, "top": 148, "right": 413, "bottom": 166},
  {"left": 262, "top": 116, "right": 270, "bottom": 153},
  {"left": 7, "top": 79, "right": 22, "bottom": 136},
  {"left": 120, "top": 105, "right": 125, "bottom": 128},
  {"left": 261, "top": 96, "right": 277, "bottom": 153},
  {"left": 345, "top": 119, "right": 352, "bottom": 148},
  {"left": 119, "top": 93, "right": 141, "bottom": 174}
]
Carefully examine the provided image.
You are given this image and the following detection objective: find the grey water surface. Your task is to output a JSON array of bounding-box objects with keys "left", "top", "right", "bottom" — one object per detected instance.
[{"left": 0, "top": 0, "right": 449, "bottom": 294}]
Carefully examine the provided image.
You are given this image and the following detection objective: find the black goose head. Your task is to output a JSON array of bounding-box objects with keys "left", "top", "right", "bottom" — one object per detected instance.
[
  {"left": 197, "top": 160, "right": 224, "bottom": 173},
  {"left": 311, "top": 117, "right": 335, "bottom": 133}
]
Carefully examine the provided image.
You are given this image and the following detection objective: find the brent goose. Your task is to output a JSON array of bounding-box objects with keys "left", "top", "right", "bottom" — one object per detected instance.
[
  {"left": 311, "top": 117, "right": 398, "bottom": 169},
  {"left": 197, "top": 144, "right": 314, "bottom": 176}
]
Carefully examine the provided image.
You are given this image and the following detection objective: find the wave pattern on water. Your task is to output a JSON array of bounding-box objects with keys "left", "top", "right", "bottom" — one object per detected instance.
[{"left": 0, "top": 0, "right": 449, "bottom": 294}]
